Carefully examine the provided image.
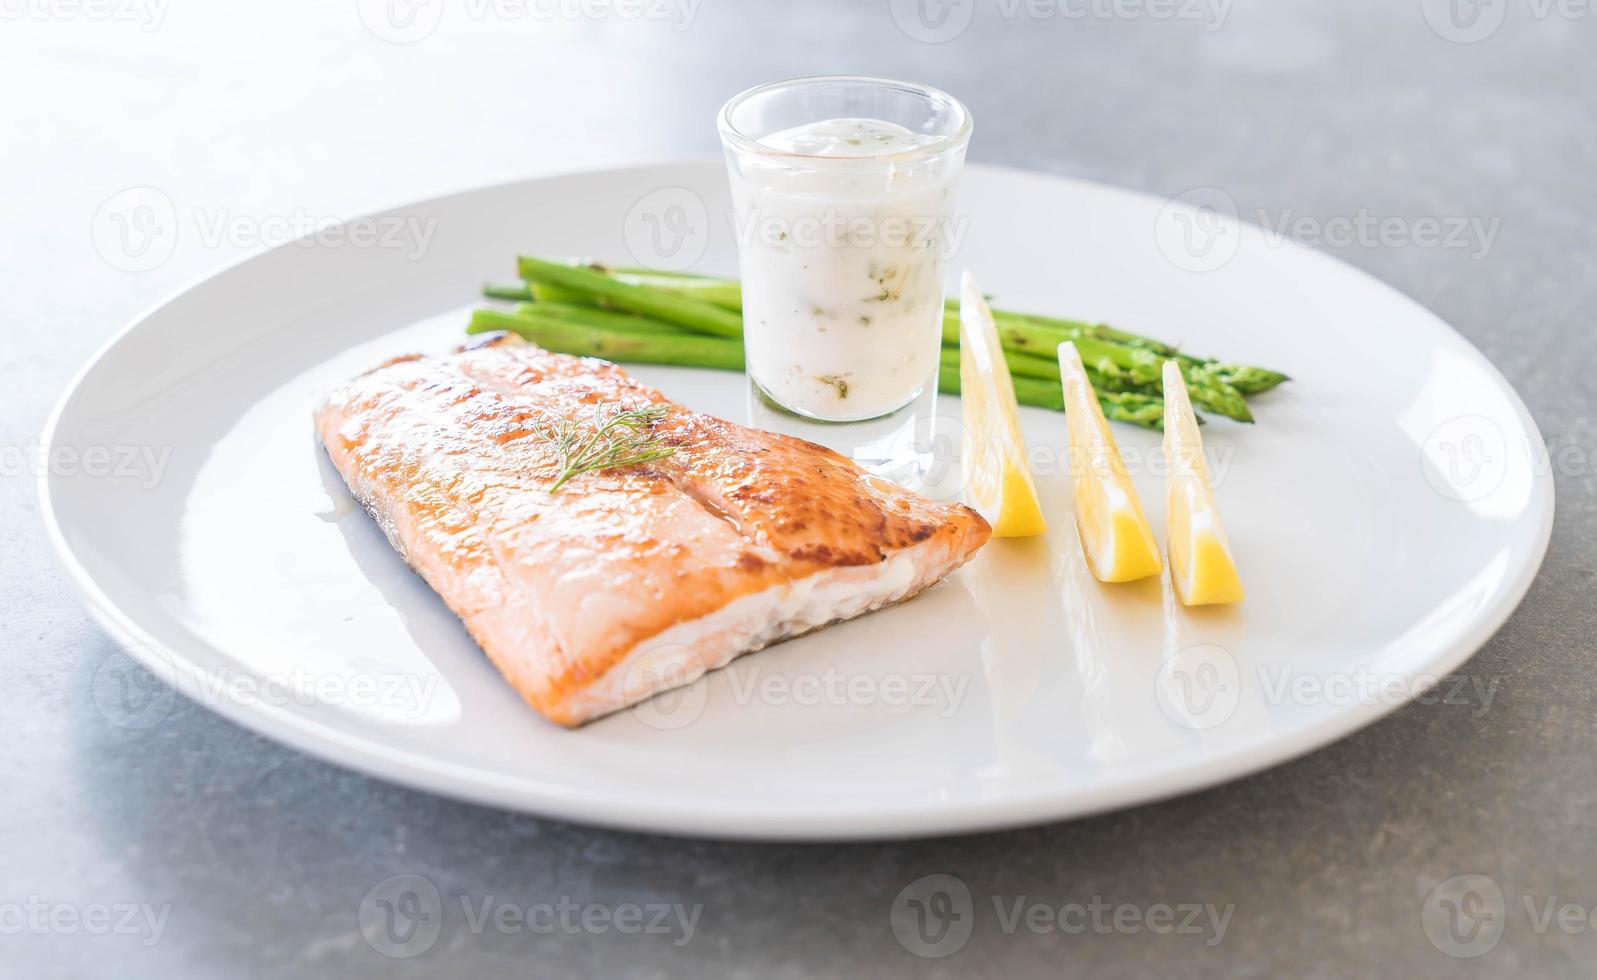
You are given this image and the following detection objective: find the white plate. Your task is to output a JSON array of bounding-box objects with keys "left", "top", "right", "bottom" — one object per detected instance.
[{"left": 42, "top": 161, "right": 1553, "bottom": 840}]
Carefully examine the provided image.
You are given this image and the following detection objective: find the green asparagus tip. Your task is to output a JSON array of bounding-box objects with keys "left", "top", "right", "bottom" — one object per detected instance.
[{"left": 484, "top": 281, "right": 534, "bottom": 302}]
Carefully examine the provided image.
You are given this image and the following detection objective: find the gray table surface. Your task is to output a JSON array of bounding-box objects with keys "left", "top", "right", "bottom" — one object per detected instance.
[{"left": 4, "top": 0, "right": 1594, "bottom": 976}]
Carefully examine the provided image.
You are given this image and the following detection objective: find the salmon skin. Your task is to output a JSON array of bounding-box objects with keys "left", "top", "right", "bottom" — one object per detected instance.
[{"left": 314, "top": 334, "right": 992, "bottom": 727}]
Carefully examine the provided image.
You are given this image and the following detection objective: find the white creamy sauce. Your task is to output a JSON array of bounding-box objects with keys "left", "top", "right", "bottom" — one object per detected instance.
[
  {"left": 758, "top": 117, "right": 939, "bottom": 157},
  {"left": 728, "top": 117, "right": 957, "bottom": 421}
]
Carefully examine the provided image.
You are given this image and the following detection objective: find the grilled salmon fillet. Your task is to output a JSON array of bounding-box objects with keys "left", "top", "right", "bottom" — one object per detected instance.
[{"left": 314, "top": 334, "right": 991, "bottom": 726}]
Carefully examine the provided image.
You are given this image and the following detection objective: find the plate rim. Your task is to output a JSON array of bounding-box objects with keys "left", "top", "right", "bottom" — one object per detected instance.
[{"left": 39, "top": 159, "right": 1557, "bottom": 840}]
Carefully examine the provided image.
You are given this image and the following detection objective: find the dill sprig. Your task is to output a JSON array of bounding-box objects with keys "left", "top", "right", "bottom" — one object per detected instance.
[{"left": 541, "top": 403, "right": 676, "bottom": 493}]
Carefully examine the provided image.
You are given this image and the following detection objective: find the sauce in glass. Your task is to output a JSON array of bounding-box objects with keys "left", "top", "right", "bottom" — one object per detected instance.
[{"left": 728, "top": 116, "right": 961, "bottom": 421}]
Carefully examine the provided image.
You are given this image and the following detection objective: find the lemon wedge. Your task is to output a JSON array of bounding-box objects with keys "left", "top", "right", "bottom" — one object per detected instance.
[
  {"left": 1057, "top": 341, "right": 1161, "bottom": 582},
  {"left": 1162, "top": 360, "right": 1244, "bottom": 605},
  {"left": 959, "top": 271, "right": 1046, "bottom": 537}
]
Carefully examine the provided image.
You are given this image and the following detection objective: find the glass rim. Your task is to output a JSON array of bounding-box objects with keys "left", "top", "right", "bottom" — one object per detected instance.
[{"left": 716, "top": 75, "right": 973, "bottom": 162}]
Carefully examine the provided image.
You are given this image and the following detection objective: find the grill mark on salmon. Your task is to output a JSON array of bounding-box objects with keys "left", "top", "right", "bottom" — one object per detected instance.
[{"left": 315, "top": 334, "right": 991, "bottom": 726}]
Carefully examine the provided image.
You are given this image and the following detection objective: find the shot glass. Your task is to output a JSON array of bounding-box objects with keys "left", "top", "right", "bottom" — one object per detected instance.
[{"left": 717, "top": 75, "right": 973, "bottom": 424}]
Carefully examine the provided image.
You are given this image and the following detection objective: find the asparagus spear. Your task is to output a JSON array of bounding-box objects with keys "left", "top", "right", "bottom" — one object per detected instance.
[
  {"left": 484, "top": 281, "right": 534, "bottom": 301},
  {"left": 941, "top": 311, "right": 1253, "bottom": 422},
  {"left": 991, "top": 346, "right": 1161, "bottom": 400},
  {"left": 498, "top": 264, "right": 745, "bottom": 309},
  {"left": 609, "top": 266, "right": 711, "bottom": 279},
  {"left": 528, "top": 281, "right": 595, "bottom": 306},
  {"left": 511, "top": 301, "right": 683, "bottom": 336},
  {"left": 597, "top": 267, "right": 742, "bottom": 310},
  {"left": 987, "top": 308, "right": 1290, "bottom": 395},
  {"left": 935, "top": 351, "right": 1167, "bottom": 430},
  {"left": 517, "top": 256, "right": 745, "bottom": 339},
  {"left": 1208, "top": 364, "right": 1291, "bottom": 396},
  {"left": 1013, "top": 312, "right": 1289, "bottom": 395},
  {"left": 468, "top": 309, "right": 746, "bottom": 371},
  {"left": 994, "top": 347, "right": 1060, "bottom": 382}
]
